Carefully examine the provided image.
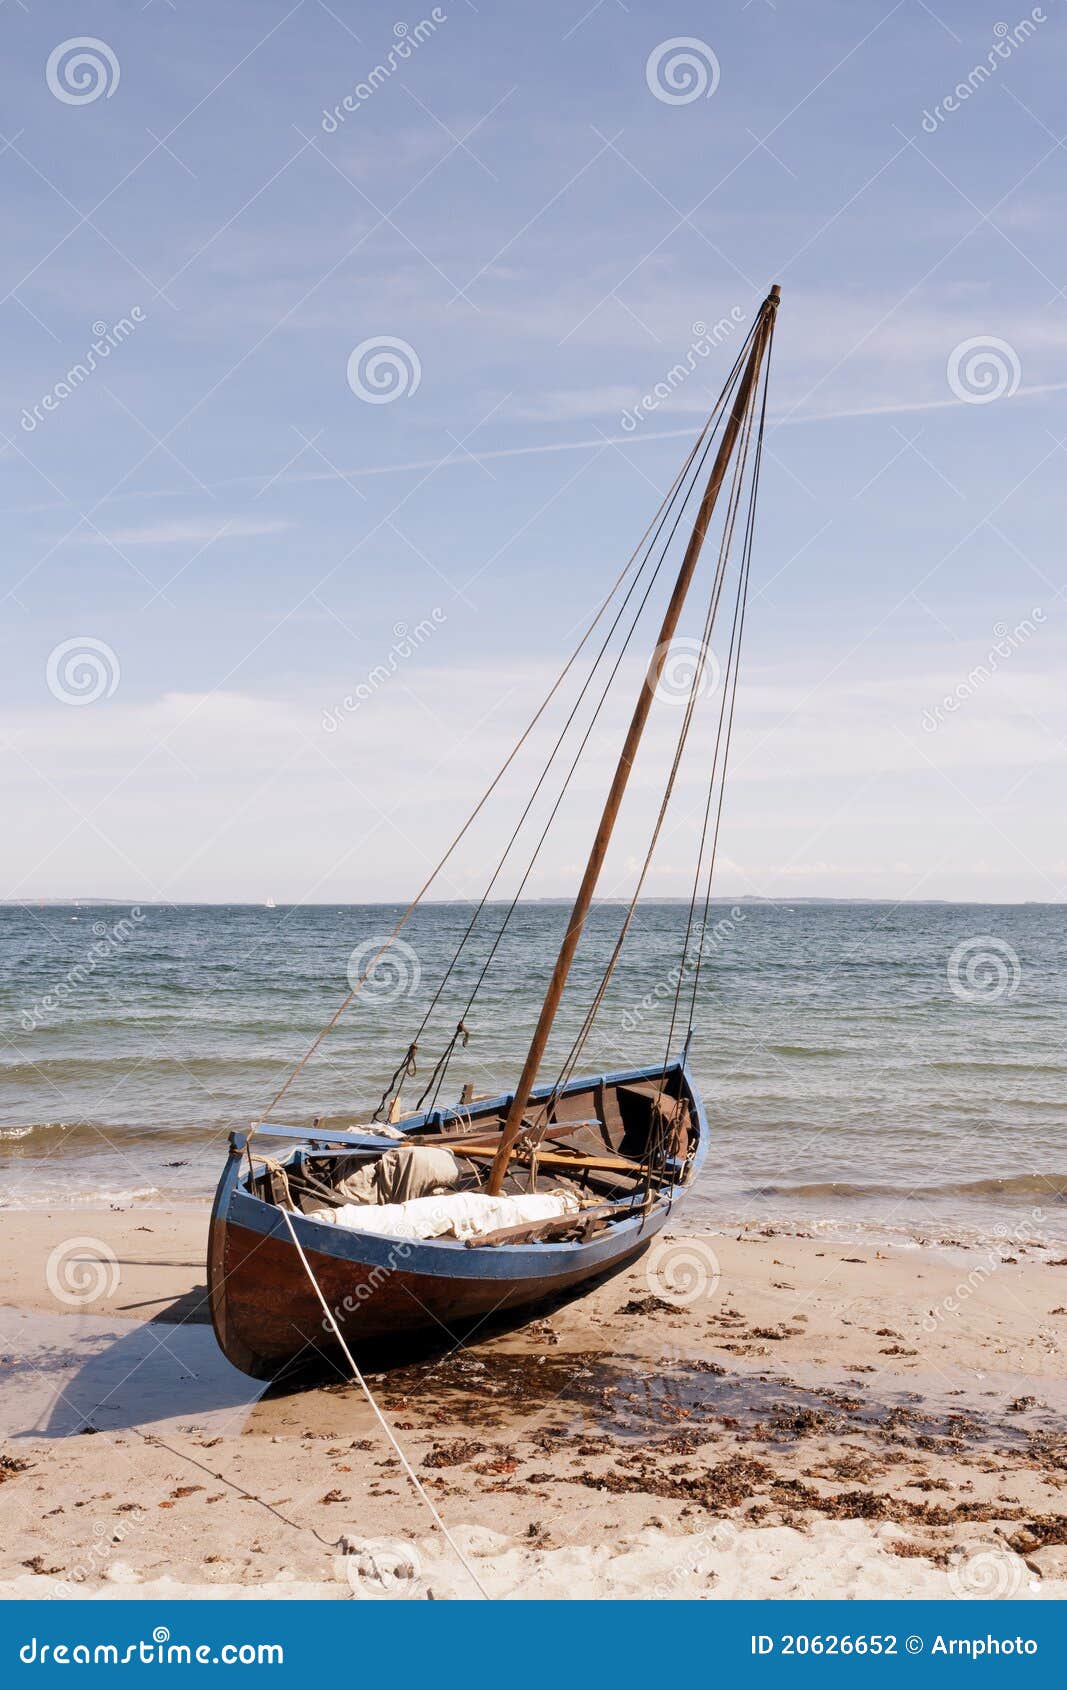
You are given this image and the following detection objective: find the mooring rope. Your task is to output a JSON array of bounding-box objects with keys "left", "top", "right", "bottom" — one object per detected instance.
[{"left": 277, "top": 1206, "right": 492, "bottom": 1600}]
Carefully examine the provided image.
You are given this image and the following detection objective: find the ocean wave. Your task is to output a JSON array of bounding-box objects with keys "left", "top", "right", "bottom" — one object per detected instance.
[
  {"left": 0, "top": 1184, "right": 162, "bottom": 1210},
  {"left": 0, "top": 1119, "right": 88, "bottom": 1142},
  {"left": 765, "top": 1044, "right": 848, "bottom": 1058},
  {"left": 931, "top": 1061, "right": 1067, "bottom": 1075},
  {"left": 0, "top": 1120, "right": 214, "bottom": 1150},
  {"left": 0, "top": 1054, "right": 293, "bottom": 1078},
  {"left": 748, "top": 1174, "right": 1067, "bottom": 1203}
]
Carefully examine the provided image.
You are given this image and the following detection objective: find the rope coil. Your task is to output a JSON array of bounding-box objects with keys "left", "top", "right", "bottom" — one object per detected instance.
[{"left": 372, "top": 1041, "right": 418, "bottom": 1123}]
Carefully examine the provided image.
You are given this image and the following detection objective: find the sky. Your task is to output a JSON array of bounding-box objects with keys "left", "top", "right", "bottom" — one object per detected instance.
[{"left": 1, "top": 0, "right": 1064, "bottom": 904}]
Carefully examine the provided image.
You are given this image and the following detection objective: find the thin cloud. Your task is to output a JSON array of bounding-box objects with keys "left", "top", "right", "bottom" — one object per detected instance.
[
  {"left": 79, "top": 517, "right": 293, "bottom": 545},
  {"left": 264, "top": 380, "right": 1067, "bottom": 484},
  {"left": 12, "top": 381, "right": 1067, "bottom": 523}
]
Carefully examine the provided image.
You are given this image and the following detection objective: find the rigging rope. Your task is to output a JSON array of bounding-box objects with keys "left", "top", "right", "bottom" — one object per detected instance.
[
  {"left": 385, "top": 420, "right": 713, "bottom": 1092},
  {"left": 434, "top": 402, "right": 735, "bottom": 1058},
  {"left": 256, "top": 388, "right": 738, "bottom": 1126},
  {"left": 413, "top": 1019, "right": 469, "bottom": 1113},
  {"left": 667, "top": 331, "right": 774, "bottom": 1067},
  {"left": 536, "top": 331, "right": 766, "bottom": 1123},
  {"left": 278, "top": 1205, "right": 492, "bottom": 1599},
  {"left": 365, "top": 424, "right": 720, "bottom": 1124},
  {"left": 640, "top": 330, "right": 775, "bottom": 1201},
  {"left": 259, "top": 304, "right": 771, "bottom": 1135},
  {"left": 380, "top": 327, "right": 762, "bottom": 1102}
]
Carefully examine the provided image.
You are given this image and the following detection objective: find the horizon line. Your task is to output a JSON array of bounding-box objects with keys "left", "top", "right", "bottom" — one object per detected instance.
[{"left": 2, "top": 896, "right": 1060, "bottom": 909}]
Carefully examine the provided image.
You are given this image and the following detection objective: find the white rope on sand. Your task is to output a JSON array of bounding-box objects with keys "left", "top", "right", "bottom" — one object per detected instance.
[{"left": 278, "top": 1206, "right": 492, "bottom": 1600}]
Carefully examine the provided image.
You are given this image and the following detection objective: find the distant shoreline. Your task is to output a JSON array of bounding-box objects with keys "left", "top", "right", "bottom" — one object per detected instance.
[{"left": 2, "top": 897, "right": 1063, "bottom": 909}]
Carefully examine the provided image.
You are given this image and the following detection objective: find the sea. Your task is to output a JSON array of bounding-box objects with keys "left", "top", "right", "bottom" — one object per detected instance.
[{"left": 1, "top": 900, "right": 1064, "bottom": 1246}]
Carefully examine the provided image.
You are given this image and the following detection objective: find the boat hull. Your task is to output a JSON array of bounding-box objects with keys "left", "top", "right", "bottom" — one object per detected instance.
[{"left": 209, "top": 1058, "right": 706, "bottom": 1378}]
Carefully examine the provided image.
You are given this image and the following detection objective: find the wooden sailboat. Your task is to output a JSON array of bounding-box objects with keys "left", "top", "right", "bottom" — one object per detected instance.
[{"left": 209, "top": 285, "right": 780, "bottom": 1379}]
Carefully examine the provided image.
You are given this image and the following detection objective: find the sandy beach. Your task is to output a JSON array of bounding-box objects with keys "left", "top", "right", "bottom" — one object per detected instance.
[{"left": 1, "top": 1206, "right": 1064, "bottom": 1600}]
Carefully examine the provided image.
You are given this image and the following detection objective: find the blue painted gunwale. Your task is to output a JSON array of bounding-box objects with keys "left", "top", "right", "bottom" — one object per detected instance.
[{"left": 221, "top": 1054, "right": 708, "bottom": 1287}]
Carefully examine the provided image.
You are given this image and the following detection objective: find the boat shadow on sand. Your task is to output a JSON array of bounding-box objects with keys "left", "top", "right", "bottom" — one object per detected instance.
[
  {"left": 20, "top": 1286, "right": 256, "bottom": 1440},
  {"left": 26, "top": 1260, "right": 1044, "bottom": 1461},
  {"left": 27, "top": 1260, "right": 643, "bottom": 1439}
]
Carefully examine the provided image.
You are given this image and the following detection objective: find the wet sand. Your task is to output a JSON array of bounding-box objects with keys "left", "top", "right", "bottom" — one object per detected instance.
[{"left": 0, "top": 1206, "right": 1065, "bottom": 1599}]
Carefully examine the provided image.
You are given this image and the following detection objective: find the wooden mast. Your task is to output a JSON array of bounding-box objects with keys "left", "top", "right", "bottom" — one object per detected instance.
[{"left": 486, "top": 285, "right": 779, "bottom": 1196}]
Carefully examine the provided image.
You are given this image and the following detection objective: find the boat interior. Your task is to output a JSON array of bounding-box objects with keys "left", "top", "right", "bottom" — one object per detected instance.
[{"left": 247, "top": 1071, "right": 695, "bottom": 1246}]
